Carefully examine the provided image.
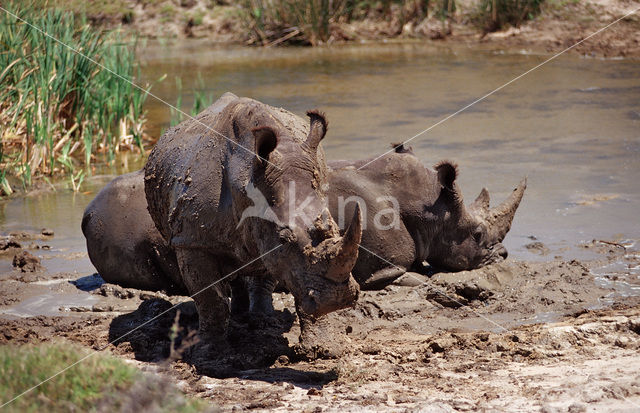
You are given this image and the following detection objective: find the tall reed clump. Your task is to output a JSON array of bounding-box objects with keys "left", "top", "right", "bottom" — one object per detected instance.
[
  {"left": 0, "top": 2, "right": 149, "bottom": 194},
  {"left": 242, "top": 0, "right": 353, "bottom": 46},
  {"left": 471, "top": 0, "right": 545, "bottom": 33}
]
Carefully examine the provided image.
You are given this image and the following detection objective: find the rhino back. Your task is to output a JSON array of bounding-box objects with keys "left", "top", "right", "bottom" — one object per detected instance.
[{"left": 144, "top": 94, "right": 323, "bottom": 253}]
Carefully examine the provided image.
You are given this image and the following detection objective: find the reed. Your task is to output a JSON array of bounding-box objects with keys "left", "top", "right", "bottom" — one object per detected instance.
[
  {"left": 242, "top": 0, "right": 352, "bottom": 46},
  {"left": 471, "top": 0, "right": 544, "bottom": 32},
  {"left": 0, "top": 1, "right": 149, "bottom": 194}
]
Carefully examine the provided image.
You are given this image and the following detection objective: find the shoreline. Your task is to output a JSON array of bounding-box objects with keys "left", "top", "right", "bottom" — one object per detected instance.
[{"left": 86, "top": 0, "right": 640, "bottom": 58}]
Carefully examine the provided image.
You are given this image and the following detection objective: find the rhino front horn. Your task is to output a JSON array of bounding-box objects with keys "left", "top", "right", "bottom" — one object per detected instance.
[
  {"left": 325, "top": 203, "right": 362, "bottom": 282},
  {"left": 486, "top": 178, "right": 527, "bottom": 242}
]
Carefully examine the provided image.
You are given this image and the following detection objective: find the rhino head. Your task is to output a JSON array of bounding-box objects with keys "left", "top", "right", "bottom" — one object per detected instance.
[
  {"left": 243, "top": 110, "right": 362, "bottom": 318},
  {"left": 426, "top": 161, "right": 526, "bottom": 271}
]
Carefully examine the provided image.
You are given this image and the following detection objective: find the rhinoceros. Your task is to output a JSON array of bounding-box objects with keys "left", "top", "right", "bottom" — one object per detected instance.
[
  {"left": 325, "top": 144, "right": 526, "bottom": 290},
  {"left": 243, "top": 143, "right": 526, "bottom": 315},
  {"left": 83, "top": 93, "right": 362, "bottom": 345}
]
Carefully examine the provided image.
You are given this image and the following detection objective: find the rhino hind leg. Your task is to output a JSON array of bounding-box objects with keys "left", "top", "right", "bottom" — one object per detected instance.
[
  {"left": 247, "top": 275, "right": 277, "bottom": 314},
  {"left": 175, "top": 248, "right": 231, "bottom": 345}
]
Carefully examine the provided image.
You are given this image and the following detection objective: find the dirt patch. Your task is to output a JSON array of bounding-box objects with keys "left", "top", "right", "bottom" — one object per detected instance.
[{"left": 1, "top": 238, "right": 639, "bottom": 410}]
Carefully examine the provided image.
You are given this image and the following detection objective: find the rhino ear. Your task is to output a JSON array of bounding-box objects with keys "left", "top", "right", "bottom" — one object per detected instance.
[
  {"left": 435, "top": 160, "right": 458, "bottom": 191},
  {"left": 305, "top": 110, "right": 328, "bottom": 150},
  {"left": 252, "top": 126, "right": 278, "bottom": 164},
  {"left": 435, "top": 160, "right": 464, "bottom": 213}
]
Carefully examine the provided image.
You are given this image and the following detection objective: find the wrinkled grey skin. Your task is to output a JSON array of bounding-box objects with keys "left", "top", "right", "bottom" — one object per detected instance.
[
  {"left": 326, "top": 144, "right": 526, "bottom": 290},
  {"left": 82, "top": 170, "right": 183, "bottom": 294},
  {"left": 141, "top": 93, "right": 361, "bottom": 343}
]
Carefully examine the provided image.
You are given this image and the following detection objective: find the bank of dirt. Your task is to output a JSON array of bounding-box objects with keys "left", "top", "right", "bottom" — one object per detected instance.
[
  {"left": 63, "top": 0, "right": 640, "bottom": 58},
  {"left": 1, "top": 229, "right": 639, "bottom": 411}
]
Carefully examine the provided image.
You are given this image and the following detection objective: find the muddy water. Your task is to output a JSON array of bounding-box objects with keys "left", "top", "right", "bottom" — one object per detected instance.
[{"left": 1, "top": 41, "right": 639, "bottom": 304}]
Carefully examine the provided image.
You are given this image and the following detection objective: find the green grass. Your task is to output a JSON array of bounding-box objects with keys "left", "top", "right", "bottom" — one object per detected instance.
[
  {"left": 0, "top": 1, "right": 149, "bottom": 194},
  {"left": 0, "top": 342, "right": 210, "bottom": 412}
]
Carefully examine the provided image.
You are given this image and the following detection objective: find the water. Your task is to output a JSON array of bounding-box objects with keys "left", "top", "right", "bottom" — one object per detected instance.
[{"left": 1, "top": 40, "right": 639, "bottom": 277}]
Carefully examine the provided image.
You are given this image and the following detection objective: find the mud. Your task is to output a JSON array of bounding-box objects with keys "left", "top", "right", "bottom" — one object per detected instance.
[{"left": 1, "top": 231, "right": 639, "bottom": 410}]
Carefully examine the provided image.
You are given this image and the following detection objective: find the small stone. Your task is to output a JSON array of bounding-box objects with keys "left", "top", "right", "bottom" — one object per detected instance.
[
  {"left": 12, "top": 251, "right": 44, "bottom": 272},
  {"left": 92, "top": 304, "right": 113, "bottom": 312},
  {"left": 307, "top": 388, "right": 321, "bottom": 396},
  {"left": 41, "top": 228, "right": 54, "bottom": 237}
]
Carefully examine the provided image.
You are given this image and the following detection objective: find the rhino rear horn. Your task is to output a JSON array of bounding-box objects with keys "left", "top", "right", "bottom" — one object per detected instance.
[
  {"left": 469, "top": 187, "right": 490, "bottom": 215},
  {"left": 486, "top": 178, "right": 527, "bottom": 242},
  {"left": 305, "top": 110, "right": 328, "bottom": 150},
  {"left": 325, "top": 203, "right": 362, "bottom": 282}
]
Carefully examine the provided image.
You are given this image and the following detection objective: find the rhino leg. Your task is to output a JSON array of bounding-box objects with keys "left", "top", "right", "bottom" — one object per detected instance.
[
  {"left": 359, "top": 266, "right": 407, "bottom": 290},
  {"left": 247, "top": 275, "right": 277, "bottom": 314},
  {"left": 230, "top": 277, "right": 249, "bottom": 315},
  {"left": 175, "top": 248, "right": 231, "bottom": 345}
]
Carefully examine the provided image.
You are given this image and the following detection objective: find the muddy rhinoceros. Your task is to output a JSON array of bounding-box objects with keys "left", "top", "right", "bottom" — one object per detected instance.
[
  {"left": 325, "top": 144, "right": 526, "bottom": 290},
  {"left": 83, "top": 93, "right": 362, "bottom": 345},
  {"left": 244, "top": 143, "right": 526, "bottom": 315},
  {"left": 82, "top": 169, "right": 182, "bottom": 294}
]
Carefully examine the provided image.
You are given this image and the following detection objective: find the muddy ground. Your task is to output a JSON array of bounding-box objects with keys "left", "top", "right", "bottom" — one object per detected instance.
[{"left": 1, "top": 230, "right": 640, "bottom": 411}]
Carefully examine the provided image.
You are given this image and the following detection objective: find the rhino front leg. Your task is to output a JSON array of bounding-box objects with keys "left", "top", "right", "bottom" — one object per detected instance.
[
  {"left": 175, "top": 248, "right": 231, "bottom": 345},
  {"left": 359, "top": 266, "right": 407, "bottom": 290}
]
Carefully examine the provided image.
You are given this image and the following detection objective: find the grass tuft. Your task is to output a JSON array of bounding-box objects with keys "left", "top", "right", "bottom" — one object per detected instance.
[{"left": 0, "top": 342, "right": 211, "bottom": 412}]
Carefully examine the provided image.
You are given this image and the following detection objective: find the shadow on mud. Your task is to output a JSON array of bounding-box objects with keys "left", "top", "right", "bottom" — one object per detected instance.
[{"left": 108, "top": 298, "right": 336, "bottom": 385}]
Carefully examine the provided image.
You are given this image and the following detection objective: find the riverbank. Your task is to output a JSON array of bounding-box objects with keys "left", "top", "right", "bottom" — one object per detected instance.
[
  {"left": 1, "top": 229, "right": 639, "bottom": 410},
  {"left": 47, "top": 0, "right": 640, "bottom": 57}
]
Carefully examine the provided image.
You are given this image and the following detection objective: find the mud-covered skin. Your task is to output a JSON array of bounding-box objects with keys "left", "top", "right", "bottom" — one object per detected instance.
[
  {"left": 326, "top": 144, "right": 526, "bottom": 289},
  {"left": 82, "top": 170, "right": 184, "bottom": 294},
  {"left": 143, "top": 93, "right": 361, "bottom": 344}
]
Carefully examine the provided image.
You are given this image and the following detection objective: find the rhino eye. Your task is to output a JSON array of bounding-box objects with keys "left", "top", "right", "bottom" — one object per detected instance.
[{"left": 472, "top": 227, "right": 484, "bottom": 243}]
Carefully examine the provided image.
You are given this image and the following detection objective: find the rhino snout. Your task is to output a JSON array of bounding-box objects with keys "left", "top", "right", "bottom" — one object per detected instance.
[
  {"left": 493, "top": 243, "right": 508, "bottom": 260},
  {"left": 299, "top": 276, "right": 360, "bottom": 318}
]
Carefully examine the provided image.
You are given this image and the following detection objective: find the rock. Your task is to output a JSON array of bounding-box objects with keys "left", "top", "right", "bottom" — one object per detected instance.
[
  {"left": 525, "top": 241, "right": 550, "bottom": 255},
  {"left": 12, "top": 251, "right": 44, "bottom": 272},
  {"left": 92, "top": 304, "right": 114, "bottom": 312},
  {"left": 0, "top": 237, "right": 22, "bottom": 250},
  {"left": 41, "top": 228, "right": 54, "bottom": 237}
]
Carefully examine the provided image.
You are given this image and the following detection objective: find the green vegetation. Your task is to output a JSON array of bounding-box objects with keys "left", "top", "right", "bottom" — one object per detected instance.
[
  {"left": 170, "top": 77, "right": 214, "bottom": 127},
  {"left": 471, "top": 0, "right": 545, "bottom": 32},
  {"left": 241, "top": 0, "right": 433, "bottom": 46},
  {"left": 0, "top": 1, "right": 149, "bottom": 194},
  {"left": 0, "top": 342, "right": 209, "bottom": 412}
]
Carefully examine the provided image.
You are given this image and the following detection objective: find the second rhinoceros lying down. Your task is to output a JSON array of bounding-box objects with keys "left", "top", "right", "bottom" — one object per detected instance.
[
  {"left": 245, "top": 143, "right": 526, "bottom": 312},
  {"left": 83, "top": 93, "right": 362, "bottom": 345},
  {"left": 325, "top": 143, "right": 526, "bottom": 289}
]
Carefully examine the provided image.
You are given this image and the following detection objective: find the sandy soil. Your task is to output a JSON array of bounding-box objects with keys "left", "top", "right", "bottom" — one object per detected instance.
[{"left": 1, "top": 229, "right": 639, "bottom": 411}]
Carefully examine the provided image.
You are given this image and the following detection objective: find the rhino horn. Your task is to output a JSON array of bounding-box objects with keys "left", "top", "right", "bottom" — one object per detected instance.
[
  {"left": 486, "top": 178, "right": 527, "bottom": 242},
  {"left": 305, "top": 110, "right": 328, "bottom": 150},
  {"left": 325, "top": 203, "right": 362, "bottom": 282},
  {"left": 469, "top": 187, "right": 490, "bottom": 215}
]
